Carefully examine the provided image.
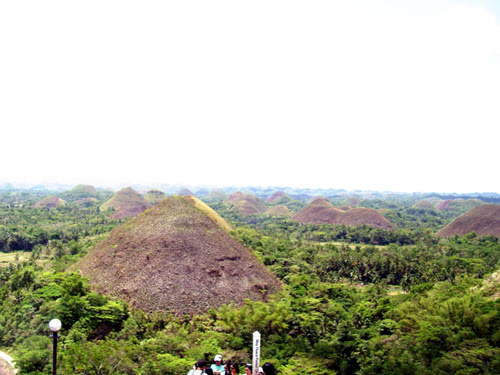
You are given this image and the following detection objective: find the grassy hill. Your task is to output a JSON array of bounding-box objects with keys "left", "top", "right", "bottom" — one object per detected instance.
[
  {"left": 437, "top": 204, "right": 500, "bottom": 237},
  {"left": 224, "top": 192, "right": 268, "bottom": 216},
  {"left": 78, "top": 195, "right": 281, "bottom": 314},
  {"left": 265, "top": 205, "right": 293, "bottom": 217},
  {"left": 101, "top": 187, "right": 152, "bottom": 219},
  {"left": 32, "top": 196, "right": 67, "bottom": 209},
  {"left": 290, "top": 198, "right": 344, "bottom": 224}
]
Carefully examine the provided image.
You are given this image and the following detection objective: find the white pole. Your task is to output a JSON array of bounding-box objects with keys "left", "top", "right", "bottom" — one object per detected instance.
[{"left": 252, "top": 331, "right": 261, "bottom": 375}]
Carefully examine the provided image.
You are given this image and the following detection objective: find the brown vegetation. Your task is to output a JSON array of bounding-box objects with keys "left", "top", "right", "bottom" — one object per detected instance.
[
  {"left": 437, "top": 204, "right": 500, "bottom": 237},
  {"left": 78, "top": 196, "right": 281, "bottom": 314},
  {"left": 291, "top": 198, "right": 395, "bottom": 229}
]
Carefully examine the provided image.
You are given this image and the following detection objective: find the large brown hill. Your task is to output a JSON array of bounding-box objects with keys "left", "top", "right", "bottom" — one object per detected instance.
[
  {"left": 224, "top": 192, "right": 268, "bottom": 216},
  {"left": 101, "top": 187, "right": 152, "bottom": 219},
  {"left": 437, "top": 204, "right": 500, "bottom": 237},
  {"left": 291, "top": 198, "right": 395, "bottom": 229},
  {"left": 78, "top": 195, "right": 281, "bottom": 314}
]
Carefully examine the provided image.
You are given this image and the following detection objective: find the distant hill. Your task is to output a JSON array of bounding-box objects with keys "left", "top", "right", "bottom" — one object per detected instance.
[
  {"left": 413, "top": 198, "right": 439, "bottom": 210},
  {"left": 144, "top": 189, "right": 167, "bottom": 205},
  {"left": 74, "top": 197, "right": 100, "bottom": 207},
  {"left": 33, "top": 196, "right": 67, "bottom": 209},
  {"left": 264, "top": 205, "right": 293, "bottom": 217},
  {"left": 337, "top": 207, "right": 395, "bottom": 230},
  {"left": 78, "top": 195, "right": 281, "bottom": 314},
  {"left": 266, "top": 191, "right": 291, "bottom": 204},
  {"left": 224, "top": 192, "right": 268, "bottom": 216},
  {"left": 204, "top": 189, "right": 228, "bottom": 202},
  {"left": 437, "top": 204, "right": 500, "bottom": 237},
  {"left": 101, "top": 187, "right": 152, "bottom": 219},
  {"left": 61, "top": 184, "right": 101, "bottom": 202},
  {"left": 177, "top": 188, "right": 194, "bottom": 196},
  {"left": 291, "top": 198, "right": 395, "bottom": 230},
  {"left": 291, "top": 198, "right": 344, "bottom": 224},
  {"left": 342, "top": 196, "right": 361, "bottom": 206},
  {"left": 413, "top": 197, "right": 485, "bottom": 213}
]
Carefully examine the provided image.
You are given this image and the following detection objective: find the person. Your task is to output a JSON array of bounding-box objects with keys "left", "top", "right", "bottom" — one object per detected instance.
[
  {"left": 187, "top": 362, "right": 198, "bottom": 375},
  {"left": 259, "top": 367, "right": 264, "bottom": 375},
  {"left": 224, "top": 360, "right": 231, "bottom": 375},
  {"left": 205, "top": 368, "right": 214, "bottom": 375},
  {"left": 197, "top": 359, "right": 208, "bottom": 374},
  {"left": 229, "top": 362, "right": 240, "bottom": 375},
  {"left": 211, "top": 355, "right": 224, "bottom": 375},
  {"left": 244, "top": 364, "right": 252, "bottom": 375},
  {"left": 188, "top": 359, "right": 208, "bottom": 375},
  {"left": 262, "top": 363, "right": 276, "bottom": 375}
]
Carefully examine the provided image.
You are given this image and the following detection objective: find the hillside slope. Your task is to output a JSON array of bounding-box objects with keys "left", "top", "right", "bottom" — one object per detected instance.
[
  {"left": 78, "top": 196, "right": 281, "bottom": 314},
  {"left": 437, "top": 204, "right": 500, "bottom": 237}
]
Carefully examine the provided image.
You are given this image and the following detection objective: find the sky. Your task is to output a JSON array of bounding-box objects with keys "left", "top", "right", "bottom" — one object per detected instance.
[{"left": 1, "top": 0, "right": 499, "bottom": 193}]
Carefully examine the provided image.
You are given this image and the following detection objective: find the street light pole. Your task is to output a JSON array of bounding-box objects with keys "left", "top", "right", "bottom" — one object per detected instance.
[{"left": 48, "top": 319, "right": 62, "bottom": 375}]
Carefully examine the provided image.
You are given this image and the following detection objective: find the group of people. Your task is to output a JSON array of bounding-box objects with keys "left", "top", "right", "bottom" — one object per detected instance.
[{"left": 187, "top": 355, "right": 276, "bottom": 375}]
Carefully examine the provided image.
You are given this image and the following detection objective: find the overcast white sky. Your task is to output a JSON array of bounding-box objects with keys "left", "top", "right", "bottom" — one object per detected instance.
[{"left": 1, "top": 0, "right": 499, "bottom": 193}]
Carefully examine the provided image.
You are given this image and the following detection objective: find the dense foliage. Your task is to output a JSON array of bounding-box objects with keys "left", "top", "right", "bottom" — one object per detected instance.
[{"left": 1, "top": 189, "right": 500, "bottom": 374}]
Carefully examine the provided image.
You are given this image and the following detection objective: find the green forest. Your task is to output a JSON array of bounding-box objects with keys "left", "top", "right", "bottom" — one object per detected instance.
[{"left": 1, "top": 188, "right": 500, "bottom": 374}]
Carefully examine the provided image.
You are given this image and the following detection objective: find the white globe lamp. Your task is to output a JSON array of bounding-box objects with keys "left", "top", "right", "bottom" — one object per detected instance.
[{"left": 48, "top": 319, "right": 62, "bottom": 332}]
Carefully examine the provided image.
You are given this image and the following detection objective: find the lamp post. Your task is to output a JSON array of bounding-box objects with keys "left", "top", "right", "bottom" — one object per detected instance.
[{"left": 48, "top": 319, "right": 62, "bottom": 375}]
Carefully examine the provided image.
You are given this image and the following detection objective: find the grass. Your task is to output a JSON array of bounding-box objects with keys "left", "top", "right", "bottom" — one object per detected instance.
[{"left": 0, "top": 251, "right": 50, "bottom": 268}]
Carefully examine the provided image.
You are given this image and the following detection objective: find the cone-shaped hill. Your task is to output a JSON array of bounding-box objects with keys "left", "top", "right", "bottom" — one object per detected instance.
[
  {"left": 290, "top": 198, "right": 344, "bottom": 224},
  {"left": 33, "top": 196, "right": 67, "bottom": 209},
  {"left": 204, "top": 189, "right": 228, "bottom": 202},
  {"left": 144, "top": 188, "right": 167, "bottom": 205},
  {"left": 78, "top": 195, "right": 281, "bottom": 314},
  {"left": 342, "top": 196, "right": 361, "bottom": 206},
  {"left": 337, "top": 207, "right": 395, "bottom": 230},
  {"left": 266, "top": 191, "right": 291, "bottom": 204},
  {"left": 59, "top": 184, "right": 97, "bottom": 202},
  {"left": 265, "top": 205, "right": 293, "bottom": 217},
  {"left": 291, "top": 198, "right": 395, "bottom": 229},
  {"left": 177, "top": 188, "right": 194, "bottom": 196},
  {"left": 224, "top": 192, "right": 268, "bottom": 216},
  {"left": 101, "top": 187, "right": 153, "bottom": 219},
  {"left": 413, "top": 197, "right": 485, "bottom": 213},
  {"left": 437, "top": 204, "right": 500, "bottom": 237}
]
